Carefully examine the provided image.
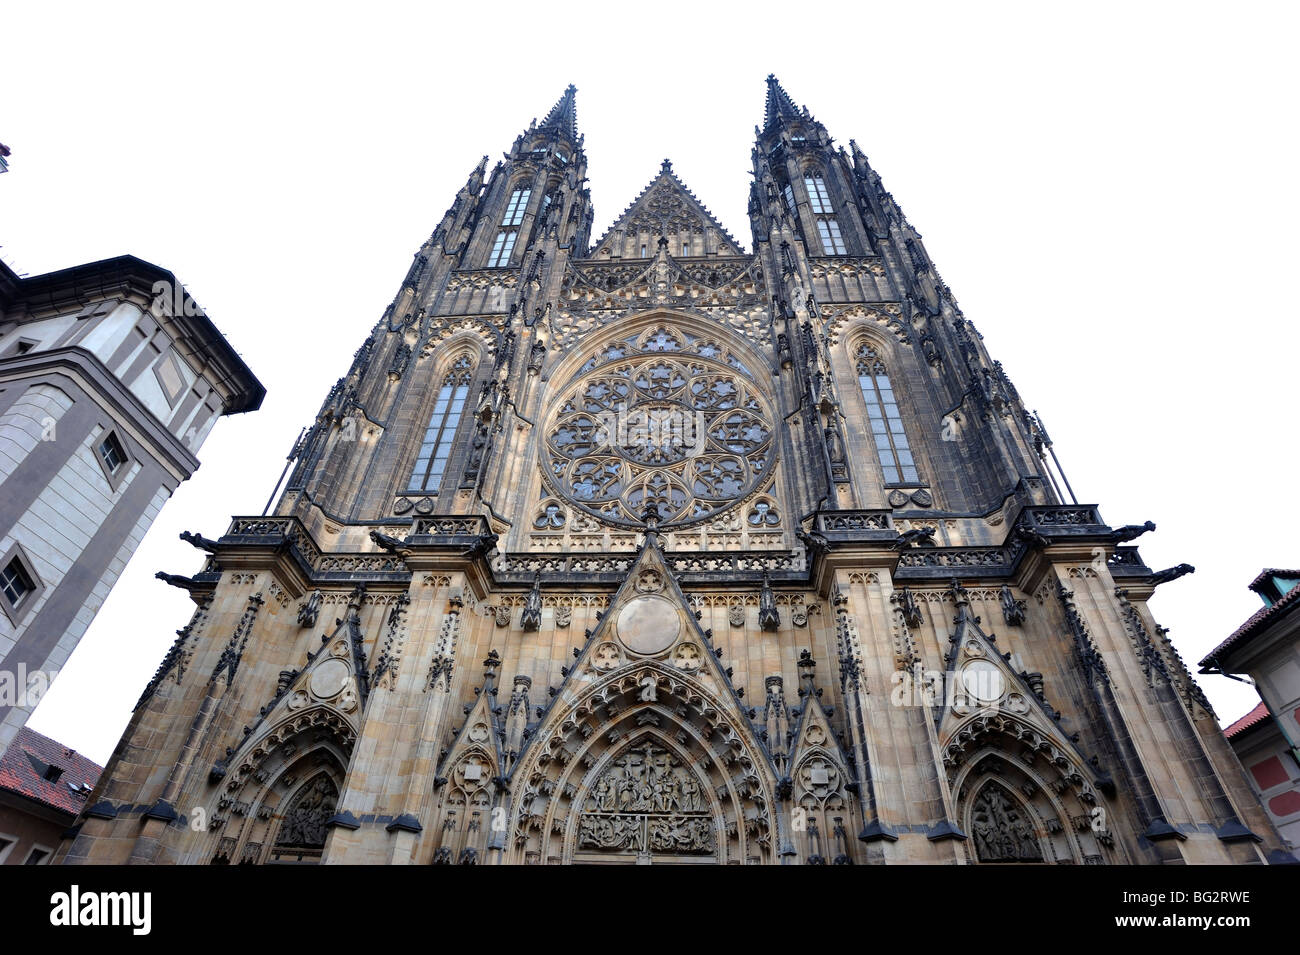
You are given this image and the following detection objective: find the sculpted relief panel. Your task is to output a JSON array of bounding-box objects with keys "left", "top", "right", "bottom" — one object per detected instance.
[{"left": 578, "top": 742, "right": 715, "bottom": 856}]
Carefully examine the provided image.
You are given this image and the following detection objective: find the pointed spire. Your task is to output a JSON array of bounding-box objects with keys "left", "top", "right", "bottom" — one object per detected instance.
[
  {"left": 538, "top": 84, "right": 579, "bottom": 140},
  {"left": 764, "top": 74, "right": 801, "bottom": 131}
]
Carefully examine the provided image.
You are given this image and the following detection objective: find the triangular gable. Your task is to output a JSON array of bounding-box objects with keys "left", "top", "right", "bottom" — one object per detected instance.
[
  {"left": 209, "top": 601, "right": 369, "bottom": 787},
  {"left": 787, "top": 656, "right": 849, "bottom": 770},
  {"left": 935, "top": 583, "right": 1114, "bottom": 797},
  {"left": 435, "top": 650, "right": 507, "bottom": 786},
  {"left": 588, "top": 160, "right": 746, "bottom": 258},
  {"left": 510, "top": 528, "right": 766, "bottom": 780}
]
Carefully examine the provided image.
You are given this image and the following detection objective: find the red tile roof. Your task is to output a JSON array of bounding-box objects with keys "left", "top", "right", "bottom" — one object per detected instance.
[
  {"left": 1224, "top": 702, "right": 1270, "bottom": 739},
  {"left": 0, "top": 727, "right": 103, "bottom": 817},
  {"left": 1200, "top": 576, "right": 1300, "bottom": 669}
]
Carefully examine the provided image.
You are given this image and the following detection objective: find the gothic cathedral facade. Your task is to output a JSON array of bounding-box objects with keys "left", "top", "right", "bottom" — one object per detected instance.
[{"left": 59, "top": 79, "right": 1291, "bottom": 865}]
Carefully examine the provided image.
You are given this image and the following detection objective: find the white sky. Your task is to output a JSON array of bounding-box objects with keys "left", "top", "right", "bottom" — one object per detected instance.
[{"left": 3, "top": 1, "right": 1297, "bottom": 764}]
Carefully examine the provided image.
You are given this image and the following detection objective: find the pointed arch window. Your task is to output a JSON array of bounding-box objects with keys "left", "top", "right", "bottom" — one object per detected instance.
[
  {"left": 804, "top": 175, "right": 833, "bottom": 214},
  {"left": 408, "top": 356, "right": 474, "bottom": 493},
  {"left": 804, "top": 174, "right": 846, "bottom": 254},
  {"left": 502, "top": 187, "right": 531, "bottom": 226},
  {"left": 817, "top": 218, "right": 846, "bottom": 255},
  {"left": 488, "top": 187, "right": 531, "bottom": 267},
  {"left": 855, "top": 343, "right": 919, "bottom": 484}
]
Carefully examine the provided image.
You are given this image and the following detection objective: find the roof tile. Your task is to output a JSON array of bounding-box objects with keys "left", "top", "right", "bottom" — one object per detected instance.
[{"left": 0, "top": 727, "right": 103, "bottom": 817}]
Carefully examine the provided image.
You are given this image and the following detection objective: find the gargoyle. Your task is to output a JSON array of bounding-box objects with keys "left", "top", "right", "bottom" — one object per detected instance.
[
  {"left": 892, "top": 526, "right": 936, "bottom": 550},
  {"left": 1013, "top": 526, "right": 1052, "bottom": 549},
  {"left": 179, "top": 530, "right": 220, "bottom": 553},
  {"left": 155, "top": 571, "right": 200, "bottom": 592},
  {"left": 1109, "top": 521, "right": 1156, "bottom": 544},
  {"left": 369, "top": 529, "right": 411, "bottom": 557},
  {"left": 1150, "top": 563, "right": 1195, "bottom": 586},
  {"left": 462, "top": 532, "right": 500, "bottom": 560},
  {"left": 797, "top": 529, "right": 830, "bottom": 557}
]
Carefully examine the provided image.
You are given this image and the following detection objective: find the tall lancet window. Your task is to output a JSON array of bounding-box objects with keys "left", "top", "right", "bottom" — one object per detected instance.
[
  {"left": 804, "top": 174, "right": 833, "bottom": 214},
  {"left": 855, "top": 343, "right": 919, "bottom": 484},
  {"left": 408, "top": 356, "right": 474, "bottom": 492},
  {"left": 805, "top": 174, "right": 846, "bottom": 254},
  {"left": 488, "top": 186, "right": 531, "bottom": 267}
]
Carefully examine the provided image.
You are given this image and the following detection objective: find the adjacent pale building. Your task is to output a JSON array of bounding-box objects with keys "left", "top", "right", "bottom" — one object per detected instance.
[
  {"left": 1202, "top": 570, "right": 1300, "bottom": 851},
  {"left": 0, "top": 255, "right": 263, "bottom": 754}
]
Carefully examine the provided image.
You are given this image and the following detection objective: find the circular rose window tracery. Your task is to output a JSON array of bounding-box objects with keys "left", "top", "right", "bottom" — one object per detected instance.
[{"left": 542, "top": 326, "right": 775, "bottom": 528}]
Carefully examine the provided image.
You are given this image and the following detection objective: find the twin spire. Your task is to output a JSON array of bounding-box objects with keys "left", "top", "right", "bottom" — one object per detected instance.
[
  {"left": 530, "top": 76, "right": 807, "bottom": 144},
  {"left": 763, "top": 73, "right": 804, "bottom": 131},
  {"left": 537, "top": 83, "right": 579, "bottom": 140}
]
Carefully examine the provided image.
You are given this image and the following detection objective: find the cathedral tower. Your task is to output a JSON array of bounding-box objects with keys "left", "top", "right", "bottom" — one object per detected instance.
[{"left": 59, "top": 79, "right": 1292, "bottom": 865}]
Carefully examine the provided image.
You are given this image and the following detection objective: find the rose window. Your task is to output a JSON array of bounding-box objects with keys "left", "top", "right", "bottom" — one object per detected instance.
[{"left": 543, "top": 328, "right": 775, "bottom": 527}]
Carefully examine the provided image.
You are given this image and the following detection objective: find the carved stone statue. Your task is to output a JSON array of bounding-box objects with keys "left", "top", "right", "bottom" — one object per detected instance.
[
  {"left": 297, "top": 590, "right": 322, "bottom": 629},
  {"left": 894, "top": 588, "right": 923, "bottom": 629},
  {"left": 527, "top": 338, "right": 546, "bottom": 374},
  {"left": 462, "top": 422, "right": 489, "bottom": 486},
  {"left": 520, "top": 573, "right": 543, "bottom": 632},
  {"left": 823, "top": 424, "right": 844, "bottom": 463},
  {"left": 1000, "top": 585, "right": 1027, "bottom": 626},
  {"left": 759, "top": 573, "right": 780, "bottom": 632}
]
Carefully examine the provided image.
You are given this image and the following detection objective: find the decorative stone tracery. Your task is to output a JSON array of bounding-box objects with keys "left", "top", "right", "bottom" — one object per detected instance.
[{"left": 542, "top": 323, "right": 776, "bottom": 529}]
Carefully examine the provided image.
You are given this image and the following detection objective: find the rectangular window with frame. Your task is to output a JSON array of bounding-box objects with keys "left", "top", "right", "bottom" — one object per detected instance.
[
  {"left": 98, "top": 432, "right": 126, "bottom": 474},
  {"left": 153, "top": 350, "right": 188, "bottom": 406},
  {"left": 0, "top": 544, "right": 44, "bottom": 626},
  {"left": 91, "top": 426, "right": 132, "bottom": 490},
  {"left": 1, "top": 557, "right": 34, "bottom": 609}
]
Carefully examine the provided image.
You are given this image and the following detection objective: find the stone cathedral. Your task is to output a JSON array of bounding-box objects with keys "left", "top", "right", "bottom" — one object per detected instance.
[{"left": 59, "top": 78, "right": 1291, "bottom": 866}]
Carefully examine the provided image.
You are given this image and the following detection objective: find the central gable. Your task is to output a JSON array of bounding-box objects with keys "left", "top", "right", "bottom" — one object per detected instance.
[{"left": 589, "top": 160, "right": 745, "bottom": 259}]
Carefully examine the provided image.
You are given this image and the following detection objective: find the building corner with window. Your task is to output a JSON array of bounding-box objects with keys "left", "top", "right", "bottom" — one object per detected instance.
[
  {"left": 58, "top": 78, "right": 1293, "bottom": 865},
  {"left": 0, "top": 255, "right": 264, "bottom": 756}
]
